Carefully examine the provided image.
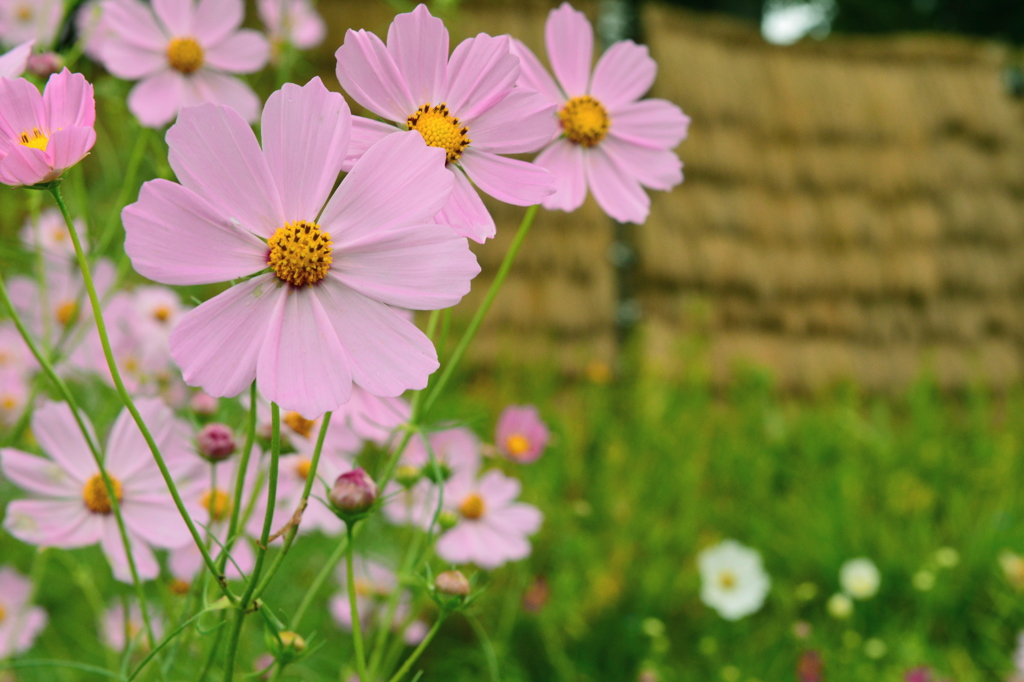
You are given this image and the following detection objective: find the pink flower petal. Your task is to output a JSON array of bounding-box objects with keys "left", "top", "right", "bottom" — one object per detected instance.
[
  {"left": 152, "top": 0, "right": 193, "bottom": 36},
  {"left": 585, "top": 144, "right": 650, "bottom": 224},
  {"left": 320, "top": 131, "right": 451, "bottom": 242},
  {"left": 464, "top": 88, "right": 557, "bottom": 154},
  {"left": 122, "top": 498, "right": 191, "bottom": 548},
  {"left": 589, "top": 40, "right": 656, "bottom": 110},
  {"left": 256, "top": 287, "right": 353, "bottom": 417},
  {"left": 4, "top": 499, "right": 103, "bottom": 548},
  {"left": 45, "top": 69, "right": 96, "bottom": 129},
  {"left": 123, "top": 178, "right": 270, "bottom": 285},
  {"left": 261, "top": 78, "right": 351, "bottom": 222},
  {"left": 334, "top": 28, "right": 416, "bottom": 123},
  {"left": 341, "top": 115, "right": 396, "bottom": 172},
  {"left": 317, "top": 278, "right": 439, "bottom": 397},
  {"left": 194, "top": 0, "right": 244, "bottom": 46},
  {"left": 100, "top": 39, "right": 168, "bottom": 80},
  {"left": 46, "top": 127, "right": 97, "bottom": 173},
  {"left": 478, "top": 470, "right": 522, "bottom": 507},
  {"left": 167, "top": 102, "right": 284, "bottom": 237},
  {"left": 535, "top": 138, "right": 587, "bottom": 213},
  {"left": 445, "top": 33, "right": 518, "bottom": 122},
  {"left": 460, "top": 148, "right": 555, "bottom": 206},
  {"left": 0, "top": 448, "right": 80, "bottom": 497},
  {"left": 0, "top": 41, "right": 34, "bottom": 79},
  {"left": 386, "top": 4, "right": 448, "bottom": 106},
  {"left": 103, "top": 398, "right": 169, "bottom": 482},
  {"left": 608, "top": 98, "right": 690, "bottom": 149},
  {"left": 102, "top": 523, "right": 159, "bottom": 581},
  {"left": 170, "top": 274, "right": 282, "bottom": 399},
  {"left": 0, "top": 76, "right": 46, "bottom": 143},
  {"left": 545, "top": 2, "right": 593, "bottom": 97},
  {"left": 100, "top": 0, "right": 168, "bottom": 52},
  {"left": 434, "top": 168, "right": 495, "bottom": 243},
  {"left": 331, "top": 222, "right": 479, "bottom": 310},
  {"left": 601, "top": 135, "right": 682, "bottom": 191},
  {"left": 127, "top": 70, "right": 184, "bottom": 128},
  {"left": 509, "top": 38, "right": 564, "bottom": 105},
  {"left": 32, "top": 402, "right": 97, "bottom": 483},
  {"left": 0, "top": 145, "right": 54, "bottom": 186},
  {"left": 187, "top": 70, "right": 262, "bottom": 124},
  {"left": 434, "top": 524, "right": 476, "bottom": 565},
  {"left": 202, "top": 29, "right": 269, "bottom": 74}
]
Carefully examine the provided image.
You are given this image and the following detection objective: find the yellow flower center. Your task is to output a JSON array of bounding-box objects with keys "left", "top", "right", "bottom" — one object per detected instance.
[
  {"left": 169, "top": 578, "right": 191, "bottom": 596},
  {"left": 152, "top": 305, "right": 171, "bottom": 322},
  {"left": 15, "top": 4, "right": 32, "bottom": 22},
  {"left": 559, "top": 95, "right": 610, "bottom": 148},
  {"left": 201, "top": 488, "right": 232, "bottom": 522},
  {"left": 1, "top": 393, "right": 20, "bottom": 411},
  {"left": 354, "top": 578, "right": 373, "bottom": 596},
  {"left": 407, "top": 103, "right": 471, "bottom": 164},
  {"left": 718, "top": 571, "right": 737, "bottom": 591},
  {"left": 295, "top": 458, "right": 312, "bottom": 480},
  {"left": 52, "top": 229, "right": 66, "bottom": 243},
  {"left": 459, "top": 493, "right": 485, "bottom": 520},
  {"left": 283, "top": 411, "right": 316, "bottom": 438},
  {"left": 56, "top": 300, "right": 77, "bottom": 326},
  {"left": 0, "top": 602, "right": 5, "bottom": 623},
  {"left": 82, "top": 473, "right": 123, "bottom": 514},
  {"left": 19, "top": 128, "right": 49, "bottom": 152},
  {"left": 267, "top": 221, "right": 333, "bottom": 287},
  {"left": 506, "top": 434, "right": 531, "bottom": 458},
  {"left": 167, "top": 37, "right": 204, "bottom": 74}
]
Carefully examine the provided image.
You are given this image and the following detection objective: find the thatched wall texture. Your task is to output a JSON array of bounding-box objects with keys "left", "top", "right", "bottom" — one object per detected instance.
[{"left": 316, "top": 2, "right": 1024, "bottom": 391}]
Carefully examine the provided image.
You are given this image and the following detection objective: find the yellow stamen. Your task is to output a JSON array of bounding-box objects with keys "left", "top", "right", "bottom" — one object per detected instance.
[
  {"left": 459, "top": 493, "right": 485, "bottom": 520},
  {"left": 283, "top": 411, "right": 316, "bottom": 438},
  {"left": 559, "top": 95, "right": 610, "bottom": 148},
  {"left": 152, "top": 305, "right": 171, "bottom": 322},
  {"left": 1, "top": 394, "right": 20, "bottom": 411},
  {"left": 169, "top": 579, "right": 191, "bottom": 596},
  {"left": 82, "top": 473, "right": 123, "bottom": 514},
  {"left": 52, "top": 229, "right": 66, "bottom": 243},
  {"left": 167, "top": 37, "right": 204, "bottom": 74},
  {"left": 0, "top": 602, "right": 6, "bottom": 623},
  {"left": 19, "top": 128, "right": 49, "bottom": 152},
  {"left": 506, "top": 434, "right": 531, "bottom": 458},
  {"left": 15, "top": 4, "right": 32, "bottom": 22},
  {"left": 267, "top": 221, "right": 333, "bottom": 287},
  {"left": 201, "top": 488, "right": 232, "bottom": 522},
  {"left": 354, "top": 578, "right": 373, "bottom": 596},
  {"left": 295, "top": 458, "right": 312, "bottom": 480},
  {"left": 407, "top": 103, "right": 471, "bottom": 163},
  {"left": 55, "top": 300, "right": 77, "bottom": 326},
  {"left": 719, "top": 571, "right": 737, "bottom": 590}
]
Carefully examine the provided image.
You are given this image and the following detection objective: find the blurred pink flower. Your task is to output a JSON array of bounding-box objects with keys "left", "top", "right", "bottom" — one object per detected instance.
[
  {"left": 334, "top": 386, "right": 410, "bottom": 446},
  {"left": 0, "top": 322, "right": 35, "bottom": 378},
  {"left": 330, "top": 557, "right": 427, "bottom": 645},
  {"left": 123, "top": 78, "right": 479, "bottom": 416},
  {"left": 0, "top": 368, "right": 29, "bottom": 426},
  {"left": 0, "top": 69, "right": 96, "bottom": 187},
  {"left": 0, "top": 567, "right": 48, "bottom": 657},
  {"left": 0, "top": 39, "right": 31, "bottom": 78},
  {"left": 250, "top": 450, "right": 349, "bottom": 539},
  {"left": 258, "top": 0, "right": 325, "bottom": 51},
  {"left": 19, "top": 208, "right": 86, "bottom": 264},
  {"left": 1, "top": 399, "right": 200, "bottom": 583},
  {"left": 102, "top": 601, "right": 164, "bottom": 651},
  {"left": 0, "top": 0, "right": 62, "bottom": 48},
  {"left": 99, "top": 0, "right": 270, "bottom": 128},
  {"left": 7, "top": 258, "right": 115, "bottom": 347},
  {"left": 495, "top": 404, "right": 550, "bottom": 463},
  {"left": 435, "top": 468, "right": 542, "bottom": 569},
  {"left": 76, "top": 1, "right": 113, "bottom": 61},
  {"left": 335, "top": 4, "right": 556, "bottom": 243},
  {"left": 510, "top": 2, "right": 690, "bottom": 224}
]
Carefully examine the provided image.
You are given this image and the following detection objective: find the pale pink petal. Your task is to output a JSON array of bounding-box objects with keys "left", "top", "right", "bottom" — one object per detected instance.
[
  {"left": 317, "top": 278, "right": 438, "bottom": 397},
  {"left": 341, "top": 116, "right": 396, "bottom": 172},
  {"left": 491, "top": 503, "right": 543, "bottom": 535},
  {"left": 585, "top": 145, "right": 649, "bottom": 224},
  {"left": 477, "top": 470, "right": 521, "bottom": 508},
  {"left": 434, "top": 168, "right": 495, "bottom": 243},
  {"left": 100, "top": 0, "right": 168, "bottom": 51},
  {"left": 127, "top": 70, "right": 185, "bottom": 128},
  {"left": 4, "top": 499, "right": 103, "bottom": 548},
  {"left": 608, "top": 98, "right": 690, "bottom": 148},
  {"left": 435, "top": 523, "right": 477, "bottom": 565},
  {"left": 545, "top": 2, "right": 593, "bottom": 97},
  {"left": 152, "top": 0, "right": 193, "bottom": 36},
  {"left": 193, "top": 0, "right": 243, "bottom": 46},
  {"left": 444, "top": 33, "right": 518, "bottom": 121},
  {"left": 100, "top": 40, "right": 168, "bottom": 80},
  {"left": 509, "top": 38, "right": 564, "bottom": 104},
  {"left": 0, "top": 41, "right": 33, "bottom": 79},
  {"left": 103, "top": 398, "right": 169, "bottom": 482},
  {"left": 122, "top": 499, "right": 191, "bottom": 548},
  {"left": 169, "top": 274, "right": 283, "bottom": 399},
  {"left": 123, "top": 178, "right": 269, "bottom": 285},
  {"left": 0, "top": 146, "right": 55, "bottom": 186},
  {"left": 589, "top": 40, "right": 656, "bottom": 109},
  {"left": 167, "top": 102, "right": 284, "bottom": 237},
  {"left": 102, "top": 523, "right": 159, "bottom": 582},
  {"left": 261, "top": 78, "right": 351, "bottom": 222},
  {"left": 386, "top": 4, "right": 448, "bottom": 106},
  {"left": 334, "top": 28, "right": 416, "bottom": 122},
  {"left": 0, "top": 77, "right": 46, "bottom": 142},
  {"left": 31, "top": 402, "right": 96, "bottom": 482},
  {"left": 0, "top": 448, "right": 80, "bottom": 497},
  {"left": 202, "top": 30, "right": 270, "bottom": 73},
  {"left": 460, "top": 148, "right": 554, "bottom": 206},
  {"left": 535, "top": 138, "right": 586, "bottom": 213},
  {"left": 187, "top": 70, "right": 262, "bottom": 124},
  {"left": 601, "top": 135, "right": 682, "bottom": 191},
  {"left": 320, "top": 131, "right": 451, "bottom": 242},
  {"left": 46, "top": 127, "right": 97, "bottom": 173},
  {"left": 256, "top": 288, "right": 352, "bottom": 418},
  {"left": 330, "top": 222, "right": 479, "bottom": 310},
  {"left": 45, "top": 69, "right": 96, "bottom": 129},
  {"left": 464, "top": 88, "right": 557, "bottom": 154},
  {"left": 2, "top": 606, "right": 47, "bottom": 655}
]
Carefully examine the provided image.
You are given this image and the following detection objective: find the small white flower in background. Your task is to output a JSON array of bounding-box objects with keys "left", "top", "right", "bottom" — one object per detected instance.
[
  {"left": 826, "top": 592, "right": 853, "bottom": 619},
  {"left": 840, "top": 557, "right": 880, "bottom": 599},
  {"left": 697, "top": 539, "right": 771, "bottom": 621}
]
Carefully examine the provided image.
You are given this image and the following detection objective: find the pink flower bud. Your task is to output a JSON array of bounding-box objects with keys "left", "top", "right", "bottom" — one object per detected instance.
[
  {"left": 329, "top": 468, "right": 378, "bottom": 514},
  {"left": 197, "top": 423, "right": 236, "bottom": 461},
  {"left": 190, "top": 391, "right": 219, "bottom": 416},
  {"left": 434, "top": 570, "right": 470, "bottom": 596},
  {"left": 27, "top": 52, "right": 64, "bottom": 79}
]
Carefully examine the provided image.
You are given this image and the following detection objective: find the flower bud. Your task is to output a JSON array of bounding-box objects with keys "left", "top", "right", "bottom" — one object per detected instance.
[
  {"left": 437, "top": 510, "right": 458, "bottom": 530},
  {"left": 395, "top": 464, "right": 422, "bottom": 488},
  {"left": 422, "top": 460, "right": 453, "bottom": 484},
  {"left": 190, "top": 391, "right": 219, "bottom": 416},
  {"left": 434, "top": 570, "right": 470, "bottom": 597},
  {"left": 329, "top": 468, "right": 378, "bottom": 515},
  {"left": 197, "top": 423, "right": 236, "bottom": 461},
  {"left": 27, "top": 52, "right": 64, "bottom": 79},
  {"left": 278, "top": 631, "right": 306, "bottom": 653}
]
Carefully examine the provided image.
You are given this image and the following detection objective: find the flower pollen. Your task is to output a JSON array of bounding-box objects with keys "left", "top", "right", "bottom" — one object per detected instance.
[
  {"left": 268, "top": 221, "right": 333, "bottom": 287},
  {"left": 18, "top": 128, "right": 49, "bottom": 152},
  {"left": 283, "top": 411, "right": 316, "bottom": 438},
  {"left": 169, "top": 578, "right": 191, "bottom": 596},
  {"left": 559, "top": 95, "right": 610, "bottom": 148},
  {"left": 82, "top": 473, "right": 123, "bottom": 514},
  {"left": 167, "top": 37, "right": 204, "bottom": 74},
  {"left": 718, "top": 570, "right": 737, "bottom": 591},
  {"left": 0, "top": 601, "right": 6, "bottom": 623},
  {"left": 153, "top": 305, "right": 171, "bottom": 322},
  {"left": 295, "top": 458, "right": 312, "bottom": 480},
  {"left": 201, "top": 488, "right": 232, "bottom": 522},
  {"left": 15, "top": 4, "right": 32, "bottom": 22},
  {"left": 56, "top": 300, "right": 77, "bottom": 326},
  {"left": 407, "top": 103, "right": 471, "bottom": 163},
  {"left": 459, "top": 493, "right": 485, "bottom": 520},
  {"left": 506, "top": 434, "right": 531, "bottom": 458}
]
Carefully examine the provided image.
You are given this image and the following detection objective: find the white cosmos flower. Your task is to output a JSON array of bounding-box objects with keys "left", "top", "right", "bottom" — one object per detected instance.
[
  {"left": 698, "top": 539, "right": 771, "bottom": 621},
  {"left": 839, "top": 557, "right": 880, "bottom": 599}
]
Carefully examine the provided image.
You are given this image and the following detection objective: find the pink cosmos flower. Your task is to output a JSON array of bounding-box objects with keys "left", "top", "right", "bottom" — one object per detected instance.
[
  {"left": 76, "top": 1, "right": 113, "bottom": 61},
  {"left": 0, "top": 39, "right": 31, "bottom": 78},
  {"left": 330, "top": 557, "right": 427, "bottom": 645},
  {"left": 495, "top": 404, "right": 550, "bottom": 464},
  {"left": 123, "top": 77, "right": 480, "bottom": 417},
  {"left": 99, "top": 0, "right": 270, "bottom": 128},
  {"left": 258, "top": 0, "right": 325, "bottom": 52},
  {"left": 0, "top": 0, "right": 61, "bottom": 48},
  {"left": 252, "top": 450, "right": 349, "bottom": 538},
  {"left": 102, "top": 601, "right": 164, "bottom": 651},
  {"left": 0, "top": 368, "right": 29, "bottom": 426},
  {"left": 0, "top": 567, "right": 48, "bottom": 657},
  {"left": 247, "top": 393, "right": 363, "bottom": 459},
  {"left": 1, "top": 399, "right": 199, "bottom": 583},
  {"left": 0, "top": 69, "right": 96, "bottom": 187},
  {"left": 510, "top": 2, "right": 690, "bottom": 224},
  {"left": 335, "top": 4, "right": 557, "bottom": 243},
  {"left": 435, "top": 468, "right": 542, "bottom": 569},
  {"left": 334, "top": 386, "right": 410, "bottom": 446},
  {"left": 0, "top": 321, "right": 35, "bottom": 378},
  {"left": 7, "top": 258, "right": 115, "bottom": 347},
  {"left": 20, "top": 208, "right": 86, "bottom": 264}
]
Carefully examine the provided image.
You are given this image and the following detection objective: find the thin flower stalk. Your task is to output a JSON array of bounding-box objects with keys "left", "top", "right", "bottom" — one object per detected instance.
[
  {"left": 386, "top": 615, "right": 447, "bottom": 682},
  {"left": 347, "top": 524, "right": 369, "bottom": 682},
  {"left": 218, "top": 382, "right": 259, "bottom": 575}
]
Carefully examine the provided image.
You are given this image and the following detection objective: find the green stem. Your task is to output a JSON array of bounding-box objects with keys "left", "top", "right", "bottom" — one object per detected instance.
[
  {"left": 421, "top": 204, "right": 538, "bottom": 416},
  {"left": 219, "top": 382, "right": 258, "bottom": 573},
  {"left": 50, "top": 183, "right": 236, "bottom": 603},
  {"left": 94, "top": 127, "right": 149, "bottom": 259},
  {"left": 289, "top": 531, "right": 348, "bottom": 630},
  {"left": 467, "top": 615, "right": 500, "bottom": 682},
  {"left": 346, "top": 524, "right": 369, "bottom": 682},
  {"left": 385, "top": 615, "right": 446, "bottom": 682}
]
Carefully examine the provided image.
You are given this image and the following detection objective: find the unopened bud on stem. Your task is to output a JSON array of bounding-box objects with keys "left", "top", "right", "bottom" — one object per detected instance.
[
  {"left": 197, "top": 423, "right": 236, "bottom": 461},
  {"left": 435, "top": 570, "right": 471, "bottom": 597},
  {"left": 329, "top": 468, "right": 378, "bottom": 515}
]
